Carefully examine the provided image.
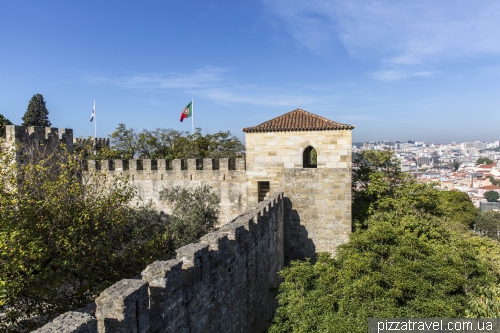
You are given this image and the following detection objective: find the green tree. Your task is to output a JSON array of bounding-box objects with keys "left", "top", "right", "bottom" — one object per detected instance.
[
  {"left": 137, "top": 127, "right": 185, "bottom": 160},
  {"left": 450, "top": 161, "right": 461, "bottom": 171},
  {"left": 439, "top": 190, "right": 478, "bottom": 228},
  {"left": 22, "top": 94, "right": 51, "bottom": 127},
  {"left": 159, "top": 185, "right": 220, "bottom": 249},
  {"left": 0, "top": 113, "right": 13, "bottom": 135},
  {"left": 467, "top": 285, "right": 500, "bottom": 318},
  {"left": 269, "top": 199, "right": 500, "bottom": 333},
  {"left": 106, "top": 123, "right": 245, "bottom": 161},
  {"left": 476, "top": 157, "right": 494, "bottom": 165},
  {"left": 488, "top": 176, "right": 500, "bottom": 186},
  {"left": 269, "top": 150, "right": 500, "bottom": 333},
  {"left": 108, "top": 123, "right": 138, "bottom": 159},
  {"left": 0, "top": 140, "right": 171, "bottom": 332},
  {"left": 352, "top": 150, "right": 409, "bottom": 229},
  {"left": 484, "top": 190, "right": 500, "bottom": 202},
  {"left": 474, "top": 211, "right": 500, "bottom": 241}
]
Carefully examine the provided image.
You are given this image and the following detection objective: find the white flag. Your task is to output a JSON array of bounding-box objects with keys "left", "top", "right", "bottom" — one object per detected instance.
[{"left": 90, "top": 100, "right": 95, "bottom": 122}]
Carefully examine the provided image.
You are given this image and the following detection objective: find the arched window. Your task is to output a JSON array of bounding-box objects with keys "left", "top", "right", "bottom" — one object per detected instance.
[{"left": 303, "top": 146, "right": 317, "bottom": 168}]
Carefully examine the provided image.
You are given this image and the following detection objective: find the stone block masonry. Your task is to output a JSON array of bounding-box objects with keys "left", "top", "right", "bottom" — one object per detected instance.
[
  {"left": 33, "top": 192, "right": 285, "bottom": 333},
  {"left": 244, "top": 128, "right": 352, "bottom": 261},
  {"left": 86, "top": 157, "right": 248, "bottom": 227},
  {"left": 27, "top": 108, "right": 353, "bottom": 332},
  {"left": 2, "top": 125, "right": 74, "bottom": 162}
]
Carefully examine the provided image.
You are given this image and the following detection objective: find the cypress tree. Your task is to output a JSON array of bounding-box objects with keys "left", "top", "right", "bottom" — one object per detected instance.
[{"left": 22, "top": 94, "right": 51, "bottom": 127}]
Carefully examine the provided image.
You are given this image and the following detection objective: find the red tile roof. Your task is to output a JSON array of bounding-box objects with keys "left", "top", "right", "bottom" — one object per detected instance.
[{"left": 242, "top": 108, "right": 355, "bottom": 133}]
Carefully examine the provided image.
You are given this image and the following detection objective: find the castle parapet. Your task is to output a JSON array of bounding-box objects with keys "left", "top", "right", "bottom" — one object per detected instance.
[
  {"left": 2, "top": 125, "right": 73, "bottom": 154},
  {"left": 172, "top": 159, "right": 184, "bottom": 171},
  {"left": 73, "top": 137, "right": 109, "bottom": 151},
  {"left": 34, "top": 192, "right": 284, "bottom": 333},
  {"left": 87, "top": 158, "right": 246, "bottom": 172}
]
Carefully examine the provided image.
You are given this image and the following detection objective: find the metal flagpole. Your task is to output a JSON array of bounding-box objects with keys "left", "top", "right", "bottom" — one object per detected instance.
[
  {"left": 191, "top": 98, "right": 194, "bottom": 134},
  {"left": 94, "top": 99, "right": 96, "bottom": 138}
]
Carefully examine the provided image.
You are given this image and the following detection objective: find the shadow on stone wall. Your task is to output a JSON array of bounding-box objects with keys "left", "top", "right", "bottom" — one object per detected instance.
[
  {"left": 33, "top": 193, "right": 285, "bottom": 333},
  {"left": 283, "top": 197, "right": 316, "bottom": 265}
]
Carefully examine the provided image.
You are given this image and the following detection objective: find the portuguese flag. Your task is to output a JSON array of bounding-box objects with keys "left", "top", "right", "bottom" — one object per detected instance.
[{"left": 180, "top": 101, "right": 193, "bottom": 122}]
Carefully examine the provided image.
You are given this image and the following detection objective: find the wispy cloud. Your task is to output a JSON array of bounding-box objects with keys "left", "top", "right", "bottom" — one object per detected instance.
[
  {"left": 192, "top": 86, "right": 316, "bottom": 107},
  {"left": 83, "top": 66, "right": 228, "bottom": 91},
  {"left": 263, "top": 0, "right": 500, "bottom": 80},
  {"left": 83, "top": 66, "right": 322, "bottom": 108},
  {"left": 371, "top": 70, "right": 438, "bottom": 81}
]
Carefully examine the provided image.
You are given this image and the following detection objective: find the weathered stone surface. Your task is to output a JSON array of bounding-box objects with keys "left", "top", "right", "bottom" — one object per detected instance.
[
  {"left": 38, "top": 193, "right": 285, "bottom": 333},
  {"left": 88, "top": 158, "right": 248, "bottom": 227},
  {"left": 95, "top": 279, "right": 149, "bottom": 333},
  {"left": 245, "top": 129, "right": 352, "bottom": 261},
  {"left": 29, "top": 110, "right": 354, "bottom": 332},
  {"left": 32, "top": 311, "right": 97, "bottom": 333}
]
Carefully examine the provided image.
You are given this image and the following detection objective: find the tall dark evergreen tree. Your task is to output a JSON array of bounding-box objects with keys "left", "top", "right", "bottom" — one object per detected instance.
[{"left": 22, "top": 94, "right": 51, "bottom": 127}]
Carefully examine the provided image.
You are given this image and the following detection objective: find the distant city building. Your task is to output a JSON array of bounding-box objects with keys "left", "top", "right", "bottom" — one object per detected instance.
[
  {"left": 473, "top": 141, "right": 486, "bottom": 150},
  {"left": 417, "top": 157, "right": 433, "bottom": 166},
  {"left": 461, "top": 142, "right": 473, "bottom": 149}
]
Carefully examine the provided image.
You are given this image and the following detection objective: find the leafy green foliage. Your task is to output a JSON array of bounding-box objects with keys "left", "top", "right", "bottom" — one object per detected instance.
[
  {"left": 352, "top": 150, "right": 409, "bottom": 229},
  {"left": 474, "top": 211, "right": 500, "bottom": 241},
  {"left": 270, "top": 220, "right": 500, "bottom": 333},
  {"left": 450, "top": 161, "right": 461, "bottom": 171},
  {"left": 0, "top": 141, "right": 171, "bottom": 332},
  {"left": 159, "top": 185, "right": 220, "bottom": 249},
  {"left": 103, "top": 123, "right": 245, "bottom": 160},
  {"left": 488, "top": 176, "right": 500, "bottom": 186},
  {"left": 269, "top": 151, "right": 498, "bottom": 333},
  {"left": 309, "top": 148, "right": 317, "bottom": 165},
  {"left": 476, "top": 157, "right": 494, "bottom": 165},
  {"left": 22, "top": 94, "right": 51, "bottom": 127},
  {"left": 484, "top": 190, "right": 500, "bottom": 202},
  {"left": 439, "top": 190, "right": 478, "bottom": 228},
  {"left": 467, "top": 285, "right": 500, "bottom": 318},
  {"left": 108, "top": 123, "right": 139, "bottom": 159}
]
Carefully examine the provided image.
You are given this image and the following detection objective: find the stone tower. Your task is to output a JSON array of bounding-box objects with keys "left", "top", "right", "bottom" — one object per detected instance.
[{"left": 243, "top": 109, "right": 354, "bottom": 262}]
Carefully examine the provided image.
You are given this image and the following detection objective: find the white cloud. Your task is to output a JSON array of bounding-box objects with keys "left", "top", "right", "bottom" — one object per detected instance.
[
  {"left": 114, "top": 66, "right": 228, "bottom": 91},
  {"left": 83, "top": 67, "right": 322, "bottom": 108},
  {"left": 371, "top": 69, "right": 438, "bottom": 81},
  {"left": 263, "top": 0, "right": 500, "bottom": 79}
]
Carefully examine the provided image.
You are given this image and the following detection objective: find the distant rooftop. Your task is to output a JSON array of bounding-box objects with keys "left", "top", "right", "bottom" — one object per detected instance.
[{"left": 242, "top": 108, "right": 355, "bottom": 133}]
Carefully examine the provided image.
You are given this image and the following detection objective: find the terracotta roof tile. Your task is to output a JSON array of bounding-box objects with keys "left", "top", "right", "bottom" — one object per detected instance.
[{"left": 242, "top": 108, "right": 355, "bottom": 133}]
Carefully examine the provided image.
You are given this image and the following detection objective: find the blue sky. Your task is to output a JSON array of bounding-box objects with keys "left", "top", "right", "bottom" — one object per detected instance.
[{"left": 1, "top": 1, "right": 500, "bottom": 144}]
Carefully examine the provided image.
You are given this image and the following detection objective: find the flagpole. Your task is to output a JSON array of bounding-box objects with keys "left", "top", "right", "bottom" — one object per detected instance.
[
  {"left": 94, "top": 99, "right": 96, "bottom": 138},
  {"left": 191, "top": 98, "right": 194, "bottom": 134}
]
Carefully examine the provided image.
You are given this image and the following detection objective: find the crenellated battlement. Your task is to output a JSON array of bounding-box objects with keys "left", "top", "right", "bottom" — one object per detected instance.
[
  {"left": 27, "top": 108, "right": 354, "bottom": 333},
  {"left": 87, "top": 157, "right": 246, "bottom": 172},
  {"left": 34, "top": 193, "right": 285, "bottom": 333},
  {"left": 85, "top": 158, "right": 248, "bottom": 227},
  {"left": 74, "top": 137, "right": 110, "bottom": 151},
  {"left": 2, "top": 124, "right": 73, "bottom": 154}
]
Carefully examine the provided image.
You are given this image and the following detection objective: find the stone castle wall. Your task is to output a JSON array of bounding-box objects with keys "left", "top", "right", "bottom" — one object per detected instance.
[
  {"left": 74, "top": 137, "right": 110, "bottom": 151},
  {"left": 244, "top": 130, "right": 352, "bottom": 261},
  {"left": 87, "top": 157, "right": 248, "bottom": 226},
  {"left": 34, "top": 192, "right": 285, "bottom": 333},
  {"left": 2, "top": 125, "right": 73, "bottom": 161}
]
